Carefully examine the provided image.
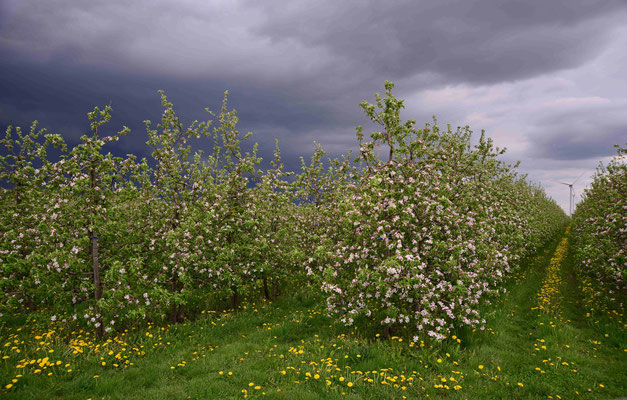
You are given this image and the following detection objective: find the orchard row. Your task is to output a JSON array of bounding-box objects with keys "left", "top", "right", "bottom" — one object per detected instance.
[
  {"left": 1, "top": 82, "right": 569, "bottom": 339},
  {"left": 571, "top": 144, "right": 626, "bottom": 319}
]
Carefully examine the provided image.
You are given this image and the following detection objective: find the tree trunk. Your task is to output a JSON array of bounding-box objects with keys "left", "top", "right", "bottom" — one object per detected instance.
[
  {"left": 382, "top": 325, "right": 391, "bottom": 339},
  {"left": 230, "top": 286, "right": 239, "bottom": 309},
  {"left": 272, "top": 279, "right": 280, "bottom": 298},
  {"left": 26, "top": 297, "right": 35, "bottom": 312},
  {"left": 91, "top": 234, "right": 104, "bottom": 337},
  {"left": 91, "top": 237, "right": 102, "bottom": 300},
  {"left": 263, "top": 274, "right": 270, "bottom": 300},
  {"left": 171, "top": 303, "right": 178, "bottom": 324},
  {"left": 90, "top": 165, "right": 104, "bottom": 337},
  {"left": 170, "top": 272, "right": 180, "bottom": 323}
]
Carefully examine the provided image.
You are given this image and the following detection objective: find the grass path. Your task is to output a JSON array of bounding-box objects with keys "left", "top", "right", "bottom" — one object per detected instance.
[
  {"left": 452, "top": 228, "right": 626, "bottom": 399},
  {"left": 1, "top": 228, "right": 625, "bottom": 399}
]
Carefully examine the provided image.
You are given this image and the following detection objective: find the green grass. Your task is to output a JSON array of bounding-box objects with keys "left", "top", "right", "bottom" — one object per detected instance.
[{"left": 1, "top": 230, "right": 625, "bottom": 399}]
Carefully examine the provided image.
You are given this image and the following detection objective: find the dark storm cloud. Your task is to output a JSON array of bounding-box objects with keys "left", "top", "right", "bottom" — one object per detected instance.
[
  {"left": 1, "top": 0, "right": 626, "bottom": 183},
  {"left": 251, "top": 0, "right": 626, "bottom": 85},
  {"left": 4, "top": 1, "right": 625, "bottom": 96},
  {"left": 0, "top": 57, "right": 345, "bottom": 167}
]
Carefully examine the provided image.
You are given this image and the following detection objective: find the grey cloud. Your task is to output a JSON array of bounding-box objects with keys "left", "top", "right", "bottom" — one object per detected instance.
[
  {"left": 0, "top": 57, "right": 356, "bottom": 172},
  {"left": 532, "top": 123, "right": 626, "bottom": 161},
  {"left": 3, "top": 0, "right": 626, "bottom": 94},
  {"left": 1, "top": 0, "right": 626, "bottom": 209},
  {"left": 251, "top": 0, "right": 627, "bottom": 86},
  {"left": 527, "top": 97, "right": 627, "bottom": 161}
]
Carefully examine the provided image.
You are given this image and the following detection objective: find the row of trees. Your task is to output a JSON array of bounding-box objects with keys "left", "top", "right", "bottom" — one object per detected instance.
[
  {"left": 571, "top": 144, "right": 626, "bottom": 313},
  {"left": 308, "top": 82, "right": 567, "bottom": 338},
  {"left": 0, "top": 82, "right": 567, "bottom": 339}
]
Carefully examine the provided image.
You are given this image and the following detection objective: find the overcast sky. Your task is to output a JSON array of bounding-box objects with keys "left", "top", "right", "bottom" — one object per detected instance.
[{"left": 1, "top": 0, "right": 626, "bottom": 213}]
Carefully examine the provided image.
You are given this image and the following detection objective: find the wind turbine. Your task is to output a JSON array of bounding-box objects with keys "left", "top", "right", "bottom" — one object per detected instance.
[{"left": 559, "top": 172, "right": 584, "bottom": 216}]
